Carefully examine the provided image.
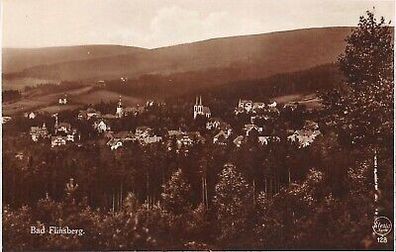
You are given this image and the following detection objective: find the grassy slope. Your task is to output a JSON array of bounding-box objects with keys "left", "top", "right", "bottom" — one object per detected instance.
[{"left": 7, "top": 27, "right": 352, "bottom": 82}]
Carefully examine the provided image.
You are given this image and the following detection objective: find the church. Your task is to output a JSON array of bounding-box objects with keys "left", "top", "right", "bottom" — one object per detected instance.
[{"left": 193, "top": 96, "right": 211, "bottom": 119}]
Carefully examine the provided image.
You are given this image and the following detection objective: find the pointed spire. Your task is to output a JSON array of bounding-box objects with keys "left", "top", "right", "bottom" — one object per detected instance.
[
  {"left": 118, "top": 96, "right": 122, "bottom": 107},
  {"left": 199, "top": 96, "right": 202, "bottom": 105},
  {"left": 195, "top": 96, "right": 198, "bottom": 105}
]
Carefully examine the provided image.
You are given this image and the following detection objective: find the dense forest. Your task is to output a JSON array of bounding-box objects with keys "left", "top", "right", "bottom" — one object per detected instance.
[{"left": 102, "top": 63, "right": 342, "bottom": 100}]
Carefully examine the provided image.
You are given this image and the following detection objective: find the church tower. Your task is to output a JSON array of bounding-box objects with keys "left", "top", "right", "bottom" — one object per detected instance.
[
  {"left": 193, "top": 96, "right": 204, "bottom": 119},
  {"left": 53, "top": 113, "right": 59, "bottom": 134},
  {"left": 116, "top": 96, "right": 123, "bottom": 118}
]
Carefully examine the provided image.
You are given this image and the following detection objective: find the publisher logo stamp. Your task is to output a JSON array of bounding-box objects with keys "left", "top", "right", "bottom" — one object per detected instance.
[{"left": 372, "top": 216, "right": 392, "bottom": 238}]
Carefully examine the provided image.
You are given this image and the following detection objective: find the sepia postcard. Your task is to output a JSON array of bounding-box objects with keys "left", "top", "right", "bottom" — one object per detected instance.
[{"left": 1, "top": 0, "right": 394, "bottom": 250}]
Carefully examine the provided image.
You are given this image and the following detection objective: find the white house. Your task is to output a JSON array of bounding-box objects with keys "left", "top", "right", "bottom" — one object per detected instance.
[
  {"left": 93, "top": 120, "right": 110, "bottom": 133},
  {"left": 30, "top": 123, "right": 49, "bottom": 142},
  {"left": 59, "top": 94, "right": 68, "bottom": 105},
  {"left": 213, "top": 130, "right": 231, "bottom": 146},
  {"left": 107, "top": 138, "right": 123, "bottom": 150},
  {"left": 233, "top": 135, "right": 244, "bottom": 147},
  {"left": 51, "top": 136, "right": 67, "bottom": 147},
  {"left": 288, "top": 130, "right": 321, "bottom": 148},
  {"left": 243, "top": 124, "right": 263, "bottom": 136},
  {"left": 238, "top": 99, "right": 253, "bottom": 112},
  {"left": 28, "top": 112, "right": 36, "bottom": 119}
]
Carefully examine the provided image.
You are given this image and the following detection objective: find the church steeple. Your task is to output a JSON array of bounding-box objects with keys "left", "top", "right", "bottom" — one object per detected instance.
[
  {"left": 116, "top": 96, "right": 124, "bottom": 118},
  {"left": 117, "top": 96, "right": 122, "bottom": 108}
]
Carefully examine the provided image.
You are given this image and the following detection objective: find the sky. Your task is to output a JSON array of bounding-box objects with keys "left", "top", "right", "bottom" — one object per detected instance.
[{"left": 2, "top": 0, "right": 395, "bottom": 49}]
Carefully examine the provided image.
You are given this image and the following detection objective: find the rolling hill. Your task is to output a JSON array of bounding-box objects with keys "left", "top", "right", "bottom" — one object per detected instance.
[
  {"left": 3, "top": 45, "right": 147, "bottom": 74},
  {"left": 4, "top": 27, "right": 353, "bottom": 83}
]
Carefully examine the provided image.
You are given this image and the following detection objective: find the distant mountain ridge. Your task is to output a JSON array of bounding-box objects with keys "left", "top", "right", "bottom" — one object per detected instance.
[
  {"left": 3, "top": 45, "right": 147, "bottom": 74},
  {"left": 3, "top": 27, "right": 353, "bottom": 83}
]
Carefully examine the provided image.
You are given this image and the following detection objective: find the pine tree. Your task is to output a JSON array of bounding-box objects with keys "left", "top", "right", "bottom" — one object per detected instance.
[
  {"left": 161, "top": 169, "right": 193, "bottom": 215},
  {"left": 214, "top": 163, "right": 253, "bottom": 245}
]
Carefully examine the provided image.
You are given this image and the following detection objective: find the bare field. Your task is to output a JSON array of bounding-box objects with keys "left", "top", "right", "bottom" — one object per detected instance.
[
  {"left": 2, "top": 77, "right": 59, "bottom": 91},
  {"left": 2, "top": 86, "right": 144, "bottom": 115},
  {"left": 273, "top": 93, "right": 323, "bottom": 109}
]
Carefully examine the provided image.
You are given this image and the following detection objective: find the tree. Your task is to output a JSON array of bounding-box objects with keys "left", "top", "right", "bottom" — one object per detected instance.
[
  {"left": 161, "top": 169, "right": 193, "bottom": 215},
  {"left": 326, "top": 10, "right": 393, "bottom": 145},
  {"left": 321, "top": 10, "right": 393, "bottom": 233},
  {"left": 213, "top": 163, "right": 253, "bottom": 246}
]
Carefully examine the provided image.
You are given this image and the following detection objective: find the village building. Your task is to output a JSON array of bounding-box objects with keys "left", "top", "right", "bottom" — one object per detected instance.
[
  {"left": 78, "top": 108, "right": 101, "bottom": 120},
  {"left": 107, "top": 138, "right": 123, "bottom": 150},
  {"left": 288, "top": 127, "right": 321, "bottom": 148},
  {"left": 206, "top": 117, "right": 222, "bottom": 130},
  {"left": 124, "top": 106, "right": 145, "bottom": 116},
  {"left": 167, "top": 129, "right": 185, "bottom": 138},
  {"left": 93, "top": 119, "right": 110, "bottom": 133},
  {"left": 176, "top": 131, "right": 205, "bottom": 148},
  {"left": 30, "top": 123, "right": 49, "bottom": 142},
  {"left": 116, "top": 96, "right": 124, "bottom": 118},
  {"left": 56, "top": 122, "right": 72, "bottom": 134},
  {"left": 258, "top": 136, "right": 281, "bottom": 145},
  {"left": 238, "top": 99, "right": 253, "bottom": 112},
  {"left": 243, "top": 124, "right": 263, "bottom": 136},
  {"left": 233, "top": 135, "right": 245, "bottom": 147},
  {"left": 135, "top": 126, "right": 153, "bottom": 139},
  {"left": 24, "top": 111, "right": 37, "bottom": 119},
  {"left": 235, "top": 99, "right": 278, "bottom": 115},
  {"left": 28, "top": 112, "right": 37, "bottom": 119},
  {"left": 283, "top": 102, "right": 299, "bottom": 111},
  {"left": 253, "top": 102, "right": 266, "bottom": 111},
  {"left": 15, "top": 152, "right": 25, "bottom": 160},
  {"left": 113, "top": 131, "right": 136, "bottom": 142},
  {"left": 193, "top": 96, "right": 211, "bottom": 119},
  {"left": 51, "top": 136, "right": 67, "bottom": 147},
  {"left": 145, "top": 100, "right": 155, "bottom": 108},
  {"left": 268, "top": 101, "right": 277, "bottom": 108},
  {"left": 141, "top": 135, "right": 162, "bottom": 145},
  {"left": 213, "top": 130, "right": 231, "bottom": 146},
  {"left": 102, "top": 114, "right": 118, "bottom": 119},
  {"left": 97, "top": 80, "right": 106, "bottom": 87},
  {"left": 2, "top": 116, "right": 12, "bottom": 124},
  {"left": 59, "top": 94, "right": 68, "bottom": 105}
]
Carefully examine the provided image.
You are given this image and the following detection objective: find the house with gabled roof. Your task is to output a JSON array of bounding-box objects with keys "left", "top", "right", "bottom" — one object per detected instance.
[{"left": 213, "top": 130, "right": 231, "bottom": 146}]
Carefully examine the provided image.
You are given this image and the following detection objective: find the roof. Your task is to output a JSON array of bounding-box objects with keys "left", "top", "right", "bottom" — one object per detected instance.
[
  {"left": 244, "top": 124, "right": 258, "bottom": 130},
  {"left": 136, "top": 126, "right": 152, "bottom": 131},
  {"left": 51, "top": 135, "right": 67, "bottom": 141},
  {"left": 102, "top": 114, "right": 117, "bottom": 119},
  {"left": 214, "top": 130, "right": 228, "bottom": 139},
  {"left": 208, "top": 117, "right": 222, "bottom": 122},
  {"left": 214, "top": 130, "right": 229, "bottom": 142},
  {"left": 168, "top": 129, "right": 184, "bottom": 137},
  {"left": 107, "top": 138, "right": 123, "bottom": 146},
  {"left": 114, "top": 131, "right": 134, "bottom": 139},
  {"left": 58, "top": 122, "right": 71, "bottom": 128},
  {"left": 203, "top": 106, "right": 211, "bottom": 114}
]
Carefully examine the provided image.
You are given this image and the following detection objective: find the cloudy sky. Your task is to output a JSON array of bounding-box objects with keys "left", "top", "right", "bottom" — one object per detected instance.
[{"left": 3, "top": 0, "right": 394, "bottom": 48}]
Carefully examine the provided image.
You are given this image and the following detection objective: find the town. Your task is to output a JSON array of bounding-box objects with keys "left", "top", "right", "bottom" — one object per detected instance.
[{"left": 4, "top": 95, "right": 321, "bottom": 152}]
